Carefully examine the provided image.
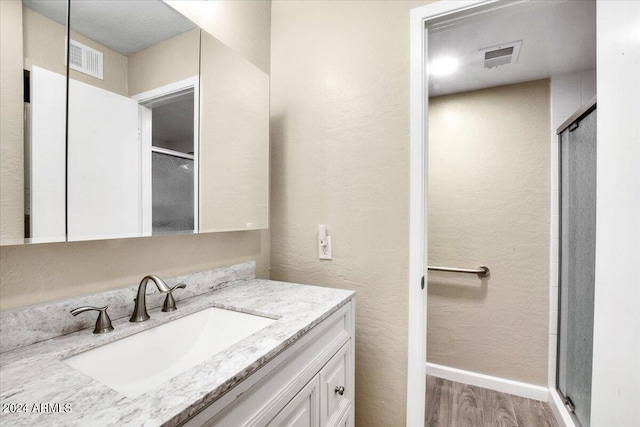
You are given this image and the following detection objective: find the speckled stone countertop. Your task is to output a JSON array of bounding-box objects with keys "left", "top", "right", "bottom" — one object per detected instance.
[{"left": 0, "top": 279, "right": 354, "bottom": 427}]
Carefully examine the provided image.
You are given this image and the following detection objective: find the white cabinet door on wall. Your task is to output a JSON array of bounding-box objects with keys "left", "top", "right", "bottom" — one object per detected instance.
[
  {"left": 199, "top": 32, "right": 269, "bottom": 232},
  {"left": 29, "top": 66, "right": 66, "bottom": 243},
  {"left": 67, "top": 78, "right": 140, "bottom": 241}
]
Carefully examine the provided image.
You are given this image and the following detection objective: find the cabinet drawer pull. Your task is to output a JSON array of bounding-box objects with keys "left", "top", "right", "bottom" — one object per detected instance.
[{"left": 334, "top": 386, "right": 345, "bottom": 396}]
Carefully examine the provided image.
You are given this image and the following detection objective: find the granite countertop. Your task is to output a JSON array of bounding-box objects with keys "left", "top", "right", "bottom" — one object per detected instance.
[{"left": 0, "top": 279, "right": 354, "bottom": 427}]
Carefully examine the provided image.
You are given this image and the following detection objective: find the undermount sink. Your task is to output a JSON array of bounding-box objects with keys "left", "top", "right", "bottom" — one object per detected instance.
[{"left": 63, "top": 307, "right": 276, "bottom": 398}]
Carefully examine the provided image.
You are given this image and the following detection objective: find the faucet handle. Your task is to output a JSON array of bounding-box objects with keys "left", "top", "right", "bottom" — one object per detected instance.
[
  {"left": 70, "top": 306, "right": 114, "bottom": 334},
  {"left": 162, "top": 283, "right": 186, "bottom": 312}
]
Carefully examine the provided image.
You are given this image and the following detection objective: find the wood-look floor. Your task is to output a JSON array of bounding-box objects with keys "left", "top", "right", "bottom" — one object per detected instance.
[{"left": 425, "top": 376, "right": 558, "bottom": 427}]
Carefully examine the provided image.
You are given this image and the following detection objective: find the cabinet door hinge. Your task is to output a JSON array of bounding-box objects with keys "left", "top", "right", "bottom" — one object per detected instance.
[{"left": 421, "top": 275, "right": 425, "bottom": 290}]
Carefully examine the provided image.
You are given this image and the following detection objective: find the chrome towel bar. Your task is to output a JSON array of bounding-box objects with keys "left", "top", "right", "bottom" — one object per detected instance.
[{"left": 428, "top": 265, "right": 490, "bottom": 278}]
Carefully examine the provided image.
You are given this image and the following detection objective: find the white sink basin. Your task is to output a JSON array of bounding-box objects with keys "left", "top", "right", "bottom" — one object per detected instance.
[{"left": 63, "top": 307, "right": 276, "bottom": 398}]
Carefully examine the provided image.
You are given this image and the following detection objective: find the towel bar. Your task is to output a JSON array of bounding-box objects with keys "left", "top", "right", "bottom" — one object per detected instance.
[{"left": 427, "top": 265, "right": 490, "bottom": 278}]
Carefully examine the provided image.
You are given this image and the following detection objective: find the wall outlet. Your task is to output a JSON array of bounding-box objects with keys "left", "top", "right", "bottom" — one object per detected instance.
[{"left": 319, "top": 235, "right": 332, "bottom": 260}]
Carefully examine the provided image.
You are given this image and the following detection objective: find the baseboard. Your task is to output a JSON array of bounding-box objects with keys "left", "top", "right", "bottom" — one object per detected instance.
[
  {"left": 548, "top": 388, "right": 577, "bottom": 427},
  {"left": 425, "top": 362, "right": 549, "bottom": 402}
]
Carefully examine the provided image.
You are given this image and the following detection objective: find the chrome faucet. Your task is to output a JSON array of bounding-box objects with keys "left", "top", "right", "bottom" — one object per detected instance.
[{"left": 130, "top": 275, "right": 171, "bottom": 322}]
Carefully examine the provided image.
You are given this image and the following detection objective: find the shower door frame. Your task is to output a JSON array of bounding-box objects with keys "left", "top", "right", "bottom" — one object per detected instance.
[
  {"left": 132, "top": 76, "right": 200, "bottom": 236},
  {"left": 555, "top": 98, "right": 597, "bottom": 427}
]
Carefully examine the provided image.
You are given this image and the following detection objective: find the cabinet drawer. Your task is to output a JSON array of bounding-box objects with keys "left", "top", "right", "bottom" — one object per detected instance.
[{"left": 320, "top": 341, "right": 352, "bottom": 427}]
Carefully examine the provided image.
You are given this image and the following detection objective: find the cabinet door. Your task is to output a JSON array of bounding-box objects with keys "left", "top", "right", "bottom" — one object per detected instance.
[
  {"left": 320, "top": 341, "right": 352, "bottom": 427},
  {"left": 267, "top": 375, "right": 320, "bottom": 427},
  {"left": 335, "top": 407, "right": 352, "bottom": 427}
]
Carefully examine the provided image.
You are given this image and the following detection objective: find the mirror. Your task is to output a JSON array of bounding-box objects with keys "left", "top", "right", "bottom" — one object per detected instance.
[
  {"left": 66, "top": 0, "right": 200, "bottom": 241},
  {"left": 199, "top": 32, "right": 269, "bottom": 233},
  {"left": 1, "top": 0, "right": 69, "bottom": 244},
  {"left": 0, "top": 0, "right": 269, "bottom": 245}
]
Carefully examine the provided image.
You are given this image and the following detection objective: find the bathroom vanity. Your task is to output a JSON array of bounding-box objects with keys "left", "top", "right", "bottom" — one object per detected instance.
[{"left": 0, "top": 263, "right": 355, "bottom": 427}]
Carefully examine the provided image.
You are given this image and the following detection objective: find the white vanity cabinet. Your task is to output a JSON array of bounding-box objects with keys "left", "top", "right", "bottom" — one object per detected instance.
[
  {"left": 184, "top": 301, "right": 355, "bottom": 427},
  {"left": 269, "top": 340, "right": 352, "bottom": 427}
]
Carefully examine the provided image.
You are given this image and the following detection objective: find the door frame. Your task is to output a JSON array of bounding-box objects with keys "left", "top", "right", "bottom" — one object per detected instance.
[
  {"left": 408, "top": 1, "right": 640, "bottom": 425},
  {"left": 406, "top": 1, "right": 497, "bottom": 424},
  {"left": 131, "top": 76, "right": 200, "bottom": 236}
]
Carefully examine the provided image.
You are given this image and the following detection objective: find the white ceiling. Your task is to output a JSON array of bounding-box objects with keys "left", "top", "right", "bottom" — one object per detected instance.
[
  {"left": 428, "top": 0, "right": 596, "bottom": 97},
  {"left": 22, "top": 0, "right": 197, "bottom": 55}
]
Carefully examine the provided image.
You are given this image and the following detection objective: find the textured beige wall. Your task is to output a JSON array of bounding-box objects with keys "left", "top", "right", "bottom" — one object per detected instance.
[
  {"left": 127, "top": 29, "right": 200, "bottom": 96},
  {"left": 23, "top": 6, "right": 128, "bottom": 96},
  {"left": 0, "top": 0, "right": 25, "bottom": 243},
  {"left": 427, "top": 80, "right": 551, "bottom": 386},
  {"left": 270, "top": 1, "right": 432, "bottom": 426},
  {"left": 200, "top": 32, "right": 270, "bottom": 232},
  {"left": 166, "top": 0, "right": 271, "bottom": 74},
  {"left": 0, "top": 231, "right": 269, "bottom": 310},
  {"left": 0, "top": 1, "right": 271, "bottom": 311}
]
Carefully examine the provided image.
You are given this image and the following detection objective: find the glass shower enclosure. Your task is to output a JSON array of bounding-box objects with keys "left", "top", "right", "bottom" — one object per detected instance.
[
  {"left": 557, "top": 101, "right": 597, "bottom": 427},
  {"left": 146, "top": 90, "right": 197, "bottom": 235}
]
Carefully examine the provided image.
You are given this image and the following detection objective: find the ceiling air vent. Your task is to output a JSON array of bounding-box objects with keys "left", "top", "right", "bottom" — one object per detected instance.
[
  {"left": 480, "top": 41, "right": 522, "bottom": 69},
  {"left": 68, "top": 39, "right": 103, "bottom": 80}
]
